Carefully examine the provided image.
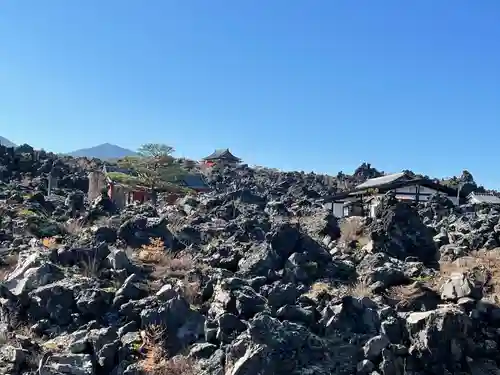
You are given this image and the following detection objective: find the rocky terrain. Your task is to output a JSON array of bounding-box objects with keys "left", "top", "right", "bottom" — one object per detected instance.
[{"left": 1, "top": 145, "right": 500, "bottom": 375}]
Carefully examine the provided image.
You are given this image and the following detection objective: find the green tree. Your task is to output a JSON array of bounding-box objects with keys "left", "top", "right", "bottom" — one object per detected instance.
[
  {"left": 138, "top": 143, "right": 175, "bottom": 158},
  {"left": 460, "top": 170, "right": 475, "bottom": 184},
  {"left": 118, "top": 143, "right": 185, "bottom": 205}
]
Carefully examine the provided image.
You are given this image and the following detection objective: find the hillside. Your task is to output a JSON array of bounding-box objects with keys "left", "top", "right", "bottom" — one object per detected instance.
[
  {"left": 0, "top": 136, "right": 16, "bottom": 147},
  {"left": 67, "top": 142, "right": 136, "bottom": 159},
  {"left": 2, "top": 147, "right": 500, "bottom": 374}
]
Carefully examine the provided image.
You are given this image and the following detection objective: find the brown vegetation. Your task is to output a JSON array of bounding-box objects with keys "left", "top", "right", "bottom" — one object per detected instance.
[
  {"left": 140, "top": 324, "right": 197, "bottom": 375},
  {"left": 304, "top": 281, "right": 336, "bottom": 300},
  {"left": 142, "top": 353, "right": 196, "bottom": 375},
  {"left": 384, "top": 282, "right": 436, "bottom": 309},
  {"left": 386, "top": 284, "right": 419, "bottom": 302},
  {"left": 339, "top": 217, "right": 370, "bottom": 247},
  {"left": 435, "top": 249, "right": 500, "bottom": 302},
  {"left": 42, "top": 237, "right": 58, "bottom": 249},
  {"left": 305, "top": 279, "right": 374, "bottom": 300},
  {"left": 137, "top": 238, "right": 200, "bottom": 304},
  {"left": 138, "top": 238, "right": 194, "bottom": 278}
]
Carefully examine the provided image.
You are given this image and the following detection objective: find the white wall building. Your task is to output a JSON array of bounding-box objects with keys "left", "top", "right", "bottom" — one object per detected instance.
[{"left": 324, "top": 172, "right": 461, "bottom": 218}]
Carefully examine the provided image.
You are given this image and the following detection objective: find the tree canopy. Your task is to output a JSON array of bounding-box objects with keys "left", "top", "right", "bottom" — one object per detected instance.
[
  {"left": 137, "top": 143, "right": 175, "bottom": 158},
  {"left": 117, "top": 143, "right": 186, "bottom": 201}
]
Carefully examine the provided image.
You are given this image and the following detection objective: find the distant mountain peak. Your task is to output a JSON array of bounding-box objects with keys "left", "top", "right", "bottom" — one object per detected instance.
[
  {"left": 68, "top": 143, "right": 137, "bottom": 160},
  {"left": 0, "top": 136, "right": 16, "bottom": 148}
]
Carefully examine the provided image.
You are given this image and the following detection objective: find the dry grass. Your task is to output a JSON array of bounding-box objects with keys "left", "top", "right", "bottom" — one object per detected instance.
[
  {"left": 385, "top": 283, "right": 426, "bottom": 306},
  {"left": 0, "top": 253, "right": 19, "bottom": 281},
  {"left": 157, "top": 255, "right": 194, "bottom": 277},
  {"left": 138, "top": 238, "right": 200, "bottom": 305},
  {"left": 339, "top": 217, "right": 369, "bottom": 247},
  {"left": 139, "top": 325, "right": 197, "bottom": 375},
  {"left": 344, "top": 279, "right": 373, "bottom": 298},
  {"left": 179, "top": 279, "right": 201, "bottom": 305},
  {"left": 435, "top": 249, "right": 500, "bottom": 302},
  {"left": 139, "top": 238, "right": 194, "bottom": 279},
  {"left": 439, "top": 255, "right": 480, "bottom": 277},
  {"left": 386, "top": 284, "right": 419, "bottom": 301},
  {"left": 142, "top": 354, "right": 197, "bottom": 375},
  {"left": 62, "top": 220, "right": 84, "bottom": 235},
  {"left": 42, "top": 237, "right": 58, "bottom": 249},
  {"left": 80, "top": 255, "right": 102, "bottom": 279},
  {"left": 304, "top": 281, "right": 336, "bottom": 300},
  {"left": 305, "top": 279, "right": 374, "bottom": 301}
]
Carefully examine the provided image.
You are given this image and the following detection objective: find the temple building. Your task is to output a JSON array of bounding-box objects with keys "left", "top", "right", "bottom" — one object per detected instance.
[{"left": 202, "top": 149, "right": 241, "bottom": 167}]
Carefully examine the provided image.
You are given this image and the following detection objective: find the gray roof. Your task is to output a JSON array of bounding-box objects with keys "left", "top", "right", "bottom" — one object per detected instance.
[
  {"left": 183, "top": 174, "right": 209, "bottom": 189},
  {"left": 355, "top": 172, "right": 408, "bottom": 190},
  {"left": 468, "top": 192, "right": 500, "bottom": 204},
  {"left": 203, "top": 149, "right": 241, "bottom": 161},
  {"left": 103, "top": 165, "right": 136, "bottom": 175}
]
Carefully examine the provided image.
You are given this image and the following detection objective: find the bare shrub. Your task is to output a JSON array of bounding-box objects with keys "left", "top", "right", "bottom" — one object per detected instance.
[
  {"left": 138, "top": 238, "right": 167, "bottom": 263},
  {"left": 140, "top": 324, "right": 197, "bottom": 375},
  {"left": 142, "top": 324, "right": 166, "bottom": 350},
  {"left": 138, "top": 238, "right": 194, "bottom": 279},
  {"left": 158, "top": 356, "right": 197, "bottom": 375},
  {"left": 151, "top": 254, "right": 194, "bottom": 279},
  {"left": 142, "top": 354, "right": 197, "bottom": 375}
]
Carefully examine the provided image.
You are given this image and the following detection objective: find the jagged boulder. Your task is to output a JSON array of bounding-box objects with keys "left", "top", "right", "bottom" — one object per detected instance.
[
  {"left": 369, "top": 194, "right": 438, "bottom": 266},
  {"left": 405, "top": 306, "right": 475, "bottom": 373}
]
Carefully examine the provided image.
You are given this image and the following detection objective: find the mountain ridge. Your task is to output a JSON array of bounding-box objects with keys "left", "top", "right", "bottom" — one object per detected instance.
[
  {"left": 67, "top": 143, "right": 137, "bottom": 159},
  {"left": 0, "top": 136, "right": 16, "bottom": 147}
]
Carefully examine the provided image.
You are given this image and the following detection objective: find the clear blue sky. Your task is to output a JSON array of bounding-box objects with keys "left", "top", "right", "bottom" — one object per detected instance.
[{"left": 1, "top": 1, "right": 499, "bottom": 187}]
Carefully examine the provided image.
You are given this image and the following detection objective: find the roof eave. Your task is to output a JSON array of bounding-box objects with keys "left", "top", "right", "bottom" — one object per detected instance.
[{"left": 324, "top": 178, "right": 462, "bottom": 202}]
